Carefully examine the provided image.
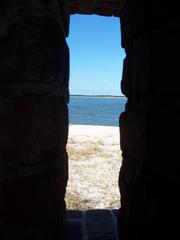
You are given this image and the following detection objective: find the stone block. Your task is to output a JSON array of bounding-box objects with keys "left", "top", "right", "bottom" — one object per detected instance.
[
  {"left": 0, "top": 1, "right": 70, "bottom": 239},
  {"left": 66, "top": 219, "right": 83, "bottom": 240},
  {"left": 86, "top": 210, "right": 116, "bottom": 237},
  {"left": 0, "top": 98, "right": 68, "bottom": 239}
]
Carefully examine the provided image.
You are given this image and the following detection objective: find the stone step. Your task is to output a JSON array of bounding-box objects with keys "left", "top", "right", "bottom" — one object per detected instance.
[{"left": 66, "top": 209, "right": 119, "bottom": 240}]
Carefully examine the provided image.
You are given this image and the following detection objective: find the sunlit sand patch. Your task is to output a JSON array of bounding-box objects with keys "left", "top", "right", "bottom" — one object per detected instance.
[{"left": 66, "top": 125, "right": 122, "bottom": 210}]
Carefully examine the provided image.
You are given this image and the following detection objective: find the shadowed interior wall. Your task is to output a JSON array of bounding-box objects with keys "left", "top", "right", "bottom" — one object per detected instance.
[
  {"left": 118, "top": 0, "right": 180, "bottom": 239},
  {"left": 0, "top": 0, "right": 179, "bottom": 239},
  {"left": 0, "top": 0, "right": 69, "bottom": 239}
]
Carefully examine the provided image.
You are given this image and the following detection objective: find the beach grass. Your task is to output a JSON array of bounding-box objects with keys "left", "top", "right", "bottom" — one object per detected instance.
[{"left": 65, "top": 125, "right": 122, "bottom": 210}]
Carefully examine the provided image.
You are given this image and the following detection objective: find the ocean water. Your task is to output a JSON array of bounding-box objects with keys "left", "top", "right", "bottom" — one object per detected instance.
[{"left": 68, "top": 96, "right": 127, "bottom": 126}]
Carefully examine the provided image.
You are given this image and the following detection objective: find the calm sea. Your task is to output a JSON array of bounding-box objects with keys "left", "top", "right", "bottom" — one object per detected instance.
[{"left": 68, "top": 96, "right": 127, "bottom": 126}]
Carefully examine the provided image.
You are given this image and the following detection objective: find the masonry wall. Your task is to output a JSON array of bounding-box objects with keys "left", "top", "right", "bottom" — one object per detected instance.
[
  {"left": 118, "top": 0, "right": 180, "bottom": 239},
  {"left": 0, "top": 1, "right": 69, "bottom": 239}
]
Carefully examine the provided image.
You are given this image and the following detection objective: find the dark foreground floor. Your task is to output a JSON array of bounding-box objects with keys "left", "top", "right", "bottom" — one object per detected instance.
[{"left": 66, "top": 209, "right": 119, "bottom": 240}]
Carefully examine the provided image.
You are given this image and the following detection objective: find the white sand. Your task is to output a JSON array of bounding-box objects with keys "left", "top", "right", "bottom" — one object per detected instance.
[{"left": 66, "top": 125, "right": 122, "bottom": 210}]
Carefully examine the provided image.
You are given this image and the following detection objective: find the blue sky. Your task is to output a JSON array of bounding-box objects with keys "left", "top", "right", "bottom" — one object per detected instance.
[{"left": 67, "top": 14, "right": 125, "bottom": 96}]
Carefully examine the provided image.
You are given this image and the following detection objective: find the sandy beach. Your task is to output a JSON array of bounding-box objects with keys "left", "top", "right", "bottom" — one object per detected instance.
[{"left": 65, "top": 125, "right": 122, "bottom": 210}]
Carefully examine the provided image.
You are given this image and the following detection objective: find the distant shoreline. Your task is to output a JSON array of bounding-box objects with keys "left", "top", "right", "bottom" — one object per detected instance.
[{"left": 70, "top": 94, "right": 126, "bottom": 98}]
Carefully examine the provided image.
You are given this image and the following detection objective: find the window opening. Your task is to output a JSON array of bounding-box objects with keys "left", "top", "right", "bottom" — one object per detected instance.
[{"left": 65, "top": 14, "right": 126, "bottom": 210}]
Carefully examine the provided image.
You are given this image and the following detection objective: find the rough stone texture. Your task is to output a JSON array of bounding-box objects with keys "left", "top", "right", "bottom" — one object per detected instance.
[
  {"left": 67, "top": 0, "right": 126, "bottom": 17},
  {"left": 1, "top": 0, "right": 180, "bottom": 239},
  {"left": 118, "top": 0, "right": 180, "bottom": 239},
  {"left": 0, "top": 0, "right": 69, "bottom": 239}
]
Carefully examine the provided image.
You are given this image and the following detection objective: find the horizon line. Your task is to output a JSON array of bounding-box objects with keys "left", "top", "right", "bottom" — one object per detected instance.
[{"left": 70, "top": 94, "right": 125, "bottom": 97}]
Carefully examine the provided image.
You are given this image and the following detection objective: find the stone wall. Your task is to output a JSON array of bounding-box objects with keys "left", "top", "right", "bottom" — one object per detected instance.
[
  {"left": 1, "top": 0, "right": 180, "bottom": 239},
  {"left": 0, "top": 0, "right": 69, "bottom": 239},
  {"left": 118, "top": 0, "right": 180, "bottom": 239},
  {"left": 67, "top": 0, "right": 126, "bottom": 17}
]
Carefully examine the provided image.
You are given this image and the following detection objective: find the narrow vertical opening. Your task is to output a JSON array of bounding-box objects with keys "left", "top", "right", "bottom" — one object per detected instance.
[{"left": 65, "top": 14, "right": 126, "bottom": 211}]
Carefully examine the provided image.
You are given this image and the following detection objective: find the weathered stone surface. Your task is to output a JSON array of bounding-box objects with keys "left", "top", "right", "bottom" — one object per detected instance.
[
  {"left": 67, "top": 0, "right": 126, "bottom": 17},
  {"left": 0, "top": 1, "right": 69, "bottom": 239},
  {"left": 118, "top": 0, "right": 180, "bottom": 239},
  {"left": 66, "top": 210, "right": 118, "bottom": 240},
  {"left": 0, "top": 0, "right": 179, "bottom": 239},
  {"left": 120, "top": 0, "right": 179, "bottom": 48},
  {"left": 0, "top": 0, "right": 69, "bottom": 37},
  {"left": 86, "top": 210, "right": 116, "bottom": 237},
  {"left": 0, "top": 98, "right": 68, "bottom": 176},
  {"left": 0, "top": 1, "right": 69, "bottom": 101}
]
